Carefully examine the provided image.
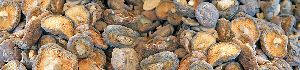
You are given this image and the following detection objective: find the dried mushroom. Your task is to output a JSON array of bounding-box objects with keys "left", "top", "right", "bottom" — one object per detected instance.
[
  {"left": 88, "top": 49, "right": 106, "bottom": 69},
  {"left": 272, "top": 59, "right": 292, "bottom": 70},
  {"left": 142, "top": 10, "right": 158, "bottom": 21},
  {"left": 111, "top": 48, "right": 139, "bottom": 70},
  {"left": 140, "top": 51, "right": 179, "bottom": 70},
  {"left": 102, "top": 25, "right": 140, "bottom": 48},
  {"left": 85, "top": 3, "right": 103, "bottom": 25},
  {"left": 174, "top": 48, "right": 188, "bottom": 58},
  {"left": 195, "top": 2, "right": 219, "bottom": 28},
  {"left": 238, "top": 1, "right": 259, "bottom": 16},
  {"left": 0, "top": 1, "right": 20, "bottom": 31},
  {"left": 234, "top": 39, "right": 259, "bottom": 70},
  {"left": 216, "top": 18, "right": 234, "bottom": 42},
  {"left": 67, "top": 34, "right": 93, "bottom": 58},
  {"left": 17, "top": 13, "right": 45, "bottom": 49},
  {"left": 149, "top": 24, "right": 174, "bottom": 38},
  {"left": 64, "top": 4, "right": 90, "bottom": 26},
  {"left": 38, "top": 35, "right": 57, "bottom": 46},
  {"left": 178, "top": 51, "right": 207, "bottom": 70},
  {"left": 21, "top": 0, "right": 38, "bottom": 16},
  {"left": 280, "top": 0, "right": 293, "bottom": 15},
  {"left": 39, "top": 0, "right": 51, "bottom": 11},
  {"left": 155, "top": 1, "right": 176, "bottom": 20},
  {"left": 280, "top": 14, "right": 296, "bottom": 35},
  {"left": 102, "top": 9, "right": 136, "bottom": 25},
  {"left": 75, "top": 24, "right": 108, "bottom": 49},
  {"left": 49, "top": 0, "right": 65, "bottom": 14},
  {"left": 41, "top": 15, "right": 74, "bottom": 39},
  {"left": 206, "top": 42, "right": 241, "bottom": 66},
  {"left": 135, "top": 36, "right": 178, "bottom": 58},
  {"left": 191, "top": 31, "right": 217, "bottom": 52},
  {"left": 173, "top": 0, "right": 197, "bottom": 18},
  {"left": 33, "top": 43, "right": 78, "bottom": 70},
  {"left": 0, "top": 0, "right": 299, "bottom": 69},
  {"left": 24, "top": 7, "right": 42, "bottom": 23},
  {"left": 181, "top": 17, "right": 199, "bottom": 26},
  {"left": 125, "top": 16, "right": 160, "bottom": 33},
  {"left": 255, "top": 49, "right": 270, "bottom": 65},
  {"left": 93, "top": 21, "right": 107, "bottom": 32},
  {"left": 286, "top": 34, "right": 300, "bottom": 66},
  {"left": 260, "top": 0, "right": 281, "bottom": 20},
  {"left": 212, "top": 0, "right": 239, "bottom": 20},
  {"left": 231, "top": 17, "right": 259, "bottom": 44},
  {"left": 260, "top": 30, "right": 288, "bottom": 58},
  {"left": 79, "top": 49, "right": 106, "bottom": 70},
  {"left": 178, "top": 29, "right": 196, "bottom": 52},
  {"left": 0, "top": 39, "right": 22, "bottom": 62}
]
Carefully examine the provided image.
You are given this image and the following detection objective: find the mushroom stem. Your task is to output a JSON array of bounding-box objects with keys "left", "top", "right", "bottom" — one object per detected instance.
[{"left": 273, "top": 37, "right": 282, "bottom": 47}]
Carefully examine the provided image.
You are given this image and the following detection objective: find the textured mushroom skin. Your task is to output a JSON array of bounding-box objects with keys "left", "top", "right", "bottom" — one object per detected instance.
[
  {"left": 195, "top": 2, "right": 219, "bottom": 28},
  {"left": 33, "top": 43, "right": 78, "bottom": 70},
  {"left": 140, "top": 51, "right": 179, "bottom": 70},
  {"left": 111, "top": 48, "right": 139, "bottom": 70},
  {"left": 67, "top": 34, "right": 94, "bottom": 58},
  {"left": 0, "top": 1, "right": 21, "bottom": 31},
  {"left": 102, "top": 25, "right": 140, "bottom": 48}
]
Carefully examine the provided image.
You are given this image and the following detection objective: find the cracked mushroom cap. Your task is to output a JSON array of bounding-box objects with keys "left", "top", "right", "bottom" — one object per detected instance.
[
  {"left": 140, "top": 51, "right": 179, "bottom": 70},
  {"left": 231, "top": 17, "right": 260, "bottom": 44},
  {"left": 41, "top": 15, "right": 74, "bottom": 40},
  {"left": 206, "top": 42, "right": 241, "bottom": 66},
  {"left": 191, "top": 31, "right": 217, "bottom": 52},
  {"left": 0, "top": 1, "right": 20, "bottom": 31},
  {"left": 260, "top": 30, "right": 288, "bottom": 58},
  {"left": 33, "top": 43, "right": 78, "bottom": 70}
]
